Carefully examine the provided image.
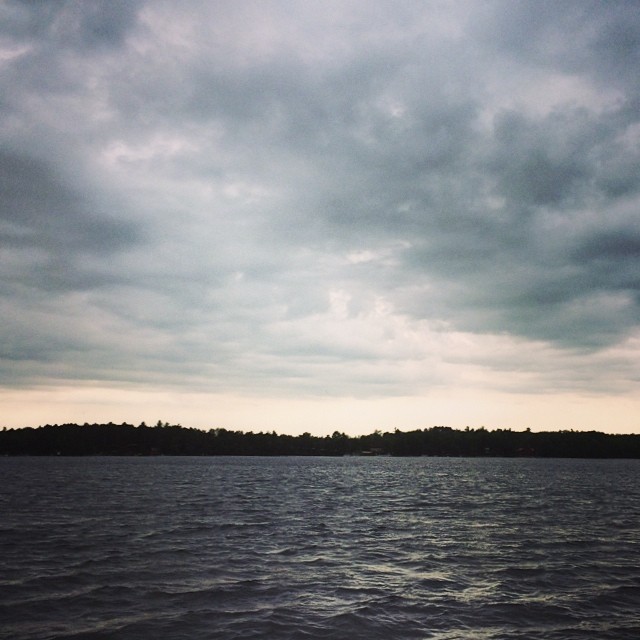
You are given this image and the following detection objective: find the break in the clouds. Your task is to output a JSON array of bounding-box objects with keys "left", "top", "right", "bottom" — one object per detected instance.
[{"left": 1, "top": 1, "right": 639, "bottom": 426}]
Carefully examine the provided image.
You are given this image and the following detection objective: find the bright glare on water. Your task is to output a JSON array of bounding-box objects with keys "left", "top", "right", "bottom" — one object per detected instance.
[{"left": 1, "top": 456, "right": 640, "bottom": 639}]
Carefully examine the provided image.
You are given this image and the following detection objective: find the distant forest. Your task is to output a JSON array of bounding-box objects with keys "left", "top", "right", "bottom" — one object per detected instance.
[{"left": 1, "top": 422, "right": 640, "bottom": 458}]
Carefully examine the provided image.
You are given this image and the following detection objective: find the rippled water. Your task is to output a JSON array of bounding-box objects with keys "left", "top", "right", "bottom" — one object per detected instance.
[{"left": 1, "top": 456, "right": 640, "bottom": 639}]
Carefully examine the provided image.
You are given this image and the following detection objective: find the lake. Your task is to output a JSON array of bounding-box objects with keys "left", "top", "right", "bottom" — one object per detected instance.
[{"left": 1, "top": 456, "right": 639, "bottom": 639}]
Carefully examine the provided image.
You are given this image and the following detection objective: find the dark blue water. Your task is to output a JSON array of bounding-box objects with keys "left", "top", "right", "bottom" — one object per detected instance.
[{"left": 1, "top": 456, "right": 639, "bottom": 639}]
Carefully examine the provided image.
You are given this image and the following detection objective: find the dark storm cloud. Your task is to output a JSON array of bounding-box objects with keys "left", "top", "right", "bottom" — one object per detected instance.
[
  {"left": 1, "top": 0, "right": 639, "bottom": 395},
  {"left": 0, "top": 0, "right": 138, "bottom": 48},
  {"left": 0, "top": 149, "right": 141, "bottom": 293},
  {"left": 0, "top": 150, "right": 137, "bottom": 254},
  {"left": 415, "top": 98, "right": 640, "bottom": 347},
  {"left": 475, "top": 0, "right": 640, "bottom": 84}
]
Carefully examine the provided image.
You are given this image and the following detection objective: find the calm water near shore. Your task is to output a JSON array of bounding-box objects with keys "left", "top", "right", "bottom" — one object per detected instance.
[{"left": 1, "top": 456, "right": 640, "bottom": 639}]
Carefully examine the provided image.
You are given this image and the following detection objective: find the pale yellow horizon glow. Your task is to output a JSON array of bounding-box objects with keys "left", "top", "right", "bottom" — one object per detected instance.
[{"left": 1, "top": 386, "right": 639, "bottom": 435}]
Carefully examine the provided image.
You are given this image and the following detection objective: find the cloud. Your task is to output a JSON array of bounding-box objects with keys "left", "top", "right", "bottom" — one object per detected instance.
[
  {"left": 476, "top": 0, "right": 640, "bottom": 87},
  {"left": 1, "top": 0, "right": 639, "bottom": 417}
]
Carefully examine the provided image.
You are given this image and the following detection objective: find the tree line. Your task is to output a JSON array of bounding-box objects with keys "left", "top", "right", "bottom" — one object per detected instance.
[{"left": 1, "top": 422, "right": 640, "bottom": 457}]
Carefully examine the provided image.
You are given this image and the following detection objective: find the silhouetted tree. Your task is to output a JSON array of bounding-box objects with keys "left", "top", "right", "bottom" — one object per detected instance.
[{"left": 1, "top": 423, "right": 639, "bottom": 458}]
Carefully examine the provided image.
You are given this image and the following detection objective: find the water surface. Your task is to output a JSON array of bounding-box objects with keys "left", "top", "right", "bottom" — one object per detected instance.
[{"left": 1, "top": 456, "right": 639, "bottom": 639}]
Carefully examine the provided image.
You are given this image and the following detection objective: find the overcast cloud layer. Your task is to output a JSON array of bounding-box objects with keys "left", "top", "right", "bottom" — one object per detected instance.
[{"left": 1, "top": 1, "right": 639, "bottom": 427}]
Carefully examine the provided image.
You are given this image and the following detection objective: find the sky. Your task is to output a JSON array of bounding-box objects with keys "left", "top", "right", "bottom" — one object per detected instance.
[{"left": 1, "top": 1, "right": 639, "bottom": 434}]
